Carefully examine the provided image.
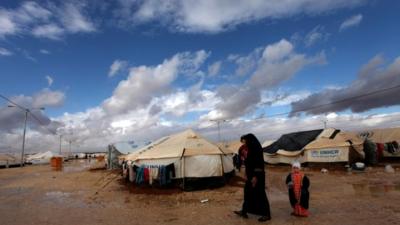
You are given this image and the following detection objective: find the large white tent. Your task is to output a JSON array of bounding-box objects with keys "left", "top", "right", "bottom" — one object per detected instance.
[
  {"left": 302, "top": 129, "right": 364, "bottom": 163},
  {"left": 125, "top": 129, "right": 234, "bottom": 179},
  {"left": 0, "top": 154, "right": 20, "bottom": 167},
  {"left": 357, "top": 127, "right": 400, "bottom": 157},
  {"left": 26, "top": 151, "right": 55, "bottom": 164},
  {"left": 263, "top": 128, "right": 364, "bottom": 164}
]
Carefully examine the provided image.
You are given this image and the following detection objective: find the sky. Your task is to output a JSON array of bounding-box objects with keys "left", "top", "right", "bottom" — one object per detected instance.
[{"left": 0, "top": 0, "right": 400, "bottom": 153}]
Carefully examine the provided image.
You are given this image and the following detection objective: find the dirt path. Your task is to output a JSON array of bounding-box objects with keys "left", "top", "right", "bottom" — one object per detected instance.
[{"left": 1, "top": 160, "right": 400, "bottom": 225}]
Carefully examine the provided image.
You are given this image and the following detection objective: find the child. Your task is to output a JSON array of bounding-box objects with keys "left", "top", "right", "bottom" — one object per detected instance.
[{"left": 286, "top": 161, "right": 310, "bottom": 217}]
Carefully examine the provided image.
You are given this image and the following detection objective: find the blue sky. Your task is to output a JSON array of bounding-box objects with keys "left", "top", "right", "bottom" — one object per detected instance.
[{"left": 0, "top": 0, "right": 400, "bottom": 152}]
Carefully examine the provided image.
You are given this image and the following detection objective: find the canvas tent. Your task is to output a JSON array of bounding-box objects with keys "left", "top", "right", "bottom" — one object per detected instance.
[
  {"left": 263, "top": 129, "right": 323, "bottom": 164},
  {"left": 130, "top": 129, "right": 234, "bottom": 178},
  {"left": 263, "top": 128, "right": 364, "bottom": 164},
  {"left": 114, "top": 141, "right": 152, "bottom": 164},
  {"left": 0, "top": 154, "right": 20, "bottom": 167},
  {"left": 357, "top": 127, "right": 400, "bottom": 157},
  {"left": 216, "top": 140, "right": 242, "bottom": 154},
  {"left": 26, "top": 151, "right": 55, "bottom": 164},
  {"left": 302, "top": 129, "right": 364, "bottom": 163},
  {"left": 124, "top": 129, "right": 235, "bottom": 190}
]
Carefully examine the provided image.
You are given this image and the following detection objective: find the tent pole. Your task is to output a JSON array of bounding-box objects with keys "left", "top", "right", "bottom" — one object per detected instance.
[
  {"left": 180, "top": 148, "right": 186, "bottom": 190},
  {"left": 220, "top": 154, "right": 225, "bottom": 176},
  {"left": 182, "top": 156, "right": 185, "bottom": 190}
]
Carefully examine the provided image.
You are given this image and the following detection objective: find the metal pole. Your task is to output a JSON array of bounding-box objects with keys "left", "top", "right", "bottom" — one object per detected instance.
[
  {"left": 217, "top": 121, "right": 221, "bottom": 143},
  {"left": 59, "top": 135, "right": 62, "bottom": 155},
  {"left": 69, "top": 141, "right": 71, "bottom": 158},
  {"left": 20, "top": 110, "right": 28, "bottom": 167}
]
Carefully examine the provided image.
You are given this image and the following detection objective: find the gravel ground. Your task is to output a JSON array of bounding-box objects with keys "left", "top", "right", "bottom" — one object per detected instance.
[{"left": 1, "top": 160, "right": 400, "bottom": 225}]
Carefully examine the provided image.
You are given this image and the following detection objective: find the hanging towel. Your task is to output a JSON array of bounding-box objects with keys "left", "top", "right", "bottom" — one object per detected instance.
[{"left": 144, "top": 168, "right": 150, "bottom": 183}]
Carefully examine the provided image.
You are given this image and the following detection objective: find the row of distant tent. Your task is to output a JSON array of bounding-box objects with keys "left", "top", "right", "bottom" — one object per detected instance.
[
  {"left": 106, "top": 127, "right": 399, "bottom": 188},
  {"left": 0, "top": 151, "right": 59, "bottom": 167},
  {"left": 222, "top": 127, "right": 400, "bottom": 165},
  {"left": 113, "top": 127, "right": 400, "bottom": 170},
  {"left": 0, "top": 151, "right": 106, "bottom": 168}
]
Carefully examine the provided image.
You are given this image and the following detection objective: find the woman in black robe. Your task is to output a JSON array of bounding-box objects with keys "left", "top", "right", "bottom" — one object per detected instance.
[{"left": 234, "top": 133, "right": 271, "bottom": 222}]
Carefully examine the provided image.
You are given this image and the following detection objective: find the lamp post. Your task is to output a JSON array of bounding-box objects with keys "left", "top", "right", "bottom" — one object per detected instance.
[
  {"left": 59, "top": 135, "right": 62, "bottom": 155},
  {"left": 210, "top": 119, "right": 227, "bottom": 143},
  {"left": 8, "top": 105, "right": 45, "bottom": 167}
]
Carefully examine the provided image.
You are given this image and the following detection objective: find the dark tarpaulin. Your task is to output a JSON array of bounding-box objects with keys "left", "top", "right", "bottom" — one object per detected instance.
[{"left": 263, "top": 129, "right": 323, "bottom": 154}]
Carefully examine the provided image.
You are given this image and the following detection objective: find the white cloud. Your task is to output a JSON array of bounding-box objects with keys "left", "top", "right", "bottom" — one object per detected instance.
[
  {"left": 103, "top": 50, "right": 209, "bottom": 115},
  {"left": 154, "top": 86, "right": 220, "bottom": 117},
  {"left": 0, "top": 2, "right": 95, "bottom": 40},
  {"left": 304, "top": 25, "right": 329, "bottom": 47},
  {"left": 45, "top": 75, "right": 54, "bottom": 87},
  {"left": 3, "top": 47, "right": 399, "bottom": 152},
  {"left": 116, "top": 0, "right": 365, "bottom": 33},
  {"left": 0, "top": 47, "right": 13, "bottom": 56},
  {"left": 0, "top": 89, "right": 65, "bottom": 135},
  {"left": 32, "top": 89, "right": 65, "bottom": 108},
  {"left": 250, "top": 40, "right": 326, "bottom": 89},
  {"left": 32, "top": 23, "right": 64, "bottom": 40},
  {"left": 208, "top": 61, "right": 222, "bottom": 76},
  {"left": 16, "top": 1, "right": 52, "bottom": 22},
  {"left": 60, "top": 3, "right": 96, "bottom": 33},
  {"left": 340, "top": 14, "right": 363, "bottom": 31},
  {"left": 207, "top": 39, "right": 326, "bottom": 120},
  {"left": 40, "top": 49, "right": 50, "bottom": 54},
  {"left": 108, "top": 60, "right": 128, "bottom": 77},
  {"left": 0, "top": 9, "right": 18, "bottom": 37},
  {"left": 261, "top": 90, "right": 312, "bottom": 107},
  {"left": 229, "top": 48, "right": 263, "bottom": 76},
  {"left": 290, "top": 55, "right": 400, "bottom": 116},
  {"left": 262, "top": 39, "right": 293, "bottom": 62}
]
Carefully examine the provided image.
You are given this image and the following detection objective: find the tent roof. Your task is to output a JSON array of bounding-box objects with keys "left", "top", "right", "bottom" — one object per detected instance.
[
  {"left": 132, "top": 129, "right": 226, "bottom": 161},
  {"left": 26, "top": 151, "right": 54, "bottom": 160},
  {"left": 124, "top": 135, "right": 170, "bottom": 161},
  {"left": 113, "top": 141, "right": 150, "bottom": 155},
  {"left": 263, "top": 129, "right": 323, "bottom": 154},
  {"left": 357, "top": 127, "right": 400, "bottom": 143},
  {"left": 0, "top": 154, "right": 17, "bottom": 161},
  {"left": 262, "top": 140, "right": 275, "bottom": 148},
  {"left": 216, "top": 140, "right": 241, "bottom": 154},
  {"left": 304, "top": 129, "right": 364, "bottom": 150}
]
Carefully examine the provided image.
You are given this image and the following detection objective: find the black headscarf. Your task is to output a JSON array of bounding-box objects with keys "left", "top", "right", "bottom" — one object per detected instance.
[
  {"left": 242, "top": 133, "right": 263, "bottom": 153},
  {"left": 242, "top": 133, "right": 264, "bottom": 177}
]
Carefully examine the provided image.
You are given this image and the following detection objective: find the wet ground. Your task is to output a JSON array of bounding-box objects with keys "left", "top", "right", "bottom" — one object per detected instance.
[{"left": 1, "top": 160, "right": 400, "bottom": 225}]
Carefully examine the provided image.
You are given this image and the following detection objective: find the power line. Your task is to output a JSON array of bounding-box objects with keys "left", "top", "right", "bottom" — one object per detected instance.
[
  {"left": 0, "top": 94, "right": 26, "bottom": 111},
  {"left": 1, "top": 93, "right": 57, "bottom": 135}
]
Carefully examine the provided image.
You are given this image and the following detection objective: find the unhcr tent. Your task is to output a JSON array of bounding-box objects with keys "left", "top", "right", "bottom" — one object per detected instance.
[
  {"left": 302, "top": 129, "right": 364, "bottom": 163},
  {"left": 357, "top": 127, "right": 400, "bottom": 157},
  {"left": 263, "top": 129, "right": 323, "bottom": 164},
  {"left": 26, "top": 151, "right": 54, "bottom": 164},
  {"left": 133, "top": 129, "right": 234, "bottom": 178},
  {"left": 125, "top": 129, "right": 235, "bottom": 190},
  {"left": 263, "top": 128, "right": 364, "bottom": 164}
]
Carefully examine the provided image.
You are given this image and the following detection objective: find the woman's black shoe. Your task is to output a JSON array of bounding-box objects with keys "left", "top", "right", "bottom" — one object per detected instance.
[
  {"left": 233, "top": 210, "right": 248, "bottom": 218},
  {"left": 258, "top": 216, "right": 271, "bottom": 222}
]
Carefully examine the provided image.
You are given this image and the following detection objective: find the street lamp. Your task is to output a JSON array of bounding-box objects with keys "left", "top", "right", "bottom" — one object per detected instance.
[
  {"left": 8, "top": 105, "right": 45, "bottom": 167},
  {"left": 210, "top": 119, "right": 227, "bottom": 143}
]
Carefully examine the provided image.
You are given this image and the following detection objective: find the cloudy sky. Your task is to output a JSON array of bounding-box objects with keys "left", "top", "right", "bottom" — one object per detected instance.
[{"left": 1, "top": 0, "right": 400, "bottom": 153}]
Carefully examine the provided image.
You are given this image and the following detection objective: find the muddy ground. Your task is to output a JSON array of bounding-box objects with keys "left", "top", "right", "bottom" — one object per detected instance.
[{"left": 1, "top": 160, "right": 400, "bottom": 225}]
